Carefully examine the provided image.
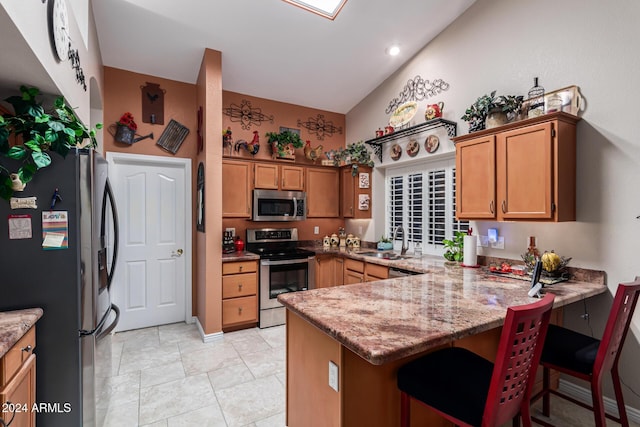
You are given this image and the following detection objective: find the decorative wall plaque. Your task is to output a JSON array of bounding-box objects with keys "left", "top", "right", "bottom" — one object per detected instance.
[
  {"left": 156, "top": 119, "right": 189, "bottom": 154},
  {"left": 297, "top": 114, "right": 343, "bottom": 140},
  {"left": 196, "top": 162, "right": 205, "bottom": 232},
  {"left": 385, "top": 76, "right": 450, "bottom": 114},
  {"left": 141, "top": 82, "right": 165, "bottom": 124},
  {"left": 223, "top": 99, "right": 274, "bottom": 130}
]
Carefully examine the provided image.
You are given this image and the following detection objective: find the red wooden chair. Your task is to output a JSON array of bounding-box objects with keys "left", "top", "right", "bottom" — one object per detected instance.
[
  {"left": 397, "top": 293, "right": 555, "bottom": 427},
  {"left": 532, "top": 278, "right": 640, "bottom": 427}
]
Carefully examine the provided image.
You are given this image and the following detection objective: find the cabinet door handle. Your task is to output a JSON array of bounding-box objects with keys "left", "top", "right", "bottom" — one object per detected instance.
[
  {"left": 238, "top": 284, "right": 243, "bottom": 291},
  {"left": 239, "top": 265, "right": 243, "bottom": 271},
  {"left": 501, "top": 200, "right": 507, "bottom": 213},
  {"left": 489, "top": 200, "right": 495, "bottom": 214},
  {"left": 238, "top": 307, "right": 243, "bottom": 315},
  {"left": 22, "top": 345, "right": 32, "bottom": 353}
]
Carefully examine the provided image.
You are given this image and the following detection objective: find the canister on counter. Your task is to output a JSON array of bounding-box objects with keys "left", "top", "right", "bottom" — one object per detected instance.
[{"left": 323, "top": 235, "right": 331, "bottom": 248}]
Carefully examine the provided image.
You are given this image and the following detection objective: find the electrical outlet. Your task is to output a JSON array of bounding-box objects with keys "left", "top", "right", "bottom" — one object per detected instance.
[
  {"left": 479, "top": 236, "right": 489, "bottom": 247},
  {"left": 328, "top": 361, "right": 339, "bottom": 391},
  {"left": 490, "top": 236, "right": 504, "bottom": 249},
  {"left": 314, "top": 226, "right": 319, "bottom": 234},
  {"left": 225, "top": 227, "right": 236, "bottom": 237}
]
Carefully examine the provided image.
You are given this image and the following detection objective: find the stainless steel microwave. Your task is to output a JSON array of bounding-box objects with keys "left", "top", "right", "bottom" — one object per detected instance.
[{"left": 252, "top": 189, "right": 307, "bottom": 221}]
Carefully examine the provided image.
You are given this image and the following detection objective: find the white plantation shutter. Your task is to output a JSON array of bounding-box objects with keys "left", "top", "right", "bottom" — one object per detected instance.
[
  {"left": 427, "top": 169, "right": 446, "bottom": 245},
  {"left": 385, "top": 158, "right": 469, "bottom": 255},
  {"left": 407, "top": 173, "right": 423, "bottom": 244},
  {"left": 388, "top": 176, "right": 404, "bottom": 240}
]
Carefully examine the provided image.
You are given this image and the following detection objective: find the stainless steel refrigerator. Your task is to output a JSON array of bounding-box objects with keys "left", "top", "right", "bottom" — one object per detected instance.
[{"left": 0, "top": 149, "right": 119, "bottom": 426}]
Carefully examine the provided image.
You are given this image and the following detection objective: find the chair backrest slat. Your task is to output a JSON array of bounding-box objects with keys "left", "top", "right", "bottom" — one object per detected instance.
[
  {"left": 594, "top": 278, "right": 640, "bottom": 377},
  {"left": 483, "top": 293, "right": 555, "bottom": 426}
]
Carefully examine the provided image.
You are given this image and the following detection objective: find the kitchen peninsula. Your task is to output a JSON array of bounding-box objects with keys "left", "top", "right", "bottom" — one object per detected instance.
[{"left": 278, "top": 256, "right": 607, "bottom": 427}]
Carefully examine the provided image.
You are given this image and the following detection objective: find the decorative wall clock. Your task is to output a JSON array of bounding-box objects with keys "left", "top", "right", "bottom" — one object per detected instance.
[{"left": 51, "top": 0, "right": 70, "bottom": 61}]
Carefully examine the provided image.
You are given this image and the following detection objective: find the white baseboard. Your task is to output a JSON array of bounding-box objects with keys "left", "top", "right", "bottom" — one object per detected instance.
[
  {"left": 195, "top": 317, "right": 224, "bottom": 343},
  {"left": 559, "top": 378, "right": 640, "bottom": 423}
]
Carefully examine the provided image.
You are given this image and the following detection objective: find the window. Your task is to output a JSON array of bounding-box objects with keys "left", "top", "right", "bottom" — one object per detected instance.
[{"left": 386, "top": 158, "right": 468, "bottom": 255}]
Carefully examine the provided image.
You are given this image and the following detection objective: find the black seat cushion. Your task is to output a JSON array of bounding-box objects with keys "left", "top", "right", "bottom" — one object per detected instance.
[
  {"left": 397, "top": 346, "right": 493, "bottom": 426},
  {"left": 541, "top": 324, "right": 600, "bottom": 375}
]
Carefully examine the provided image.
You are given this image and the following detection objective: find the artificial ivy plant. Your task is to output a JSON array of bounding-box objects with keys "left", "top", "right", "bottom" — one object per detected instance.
[
  {"left": 328, "top": 141, "right": 374, "bottom": 176},
  {"left": 0, "top": 86, "right": 101, "bottom": 199},
  {"left": 265, "top": 129, "right": 304, "bottom": 158}
]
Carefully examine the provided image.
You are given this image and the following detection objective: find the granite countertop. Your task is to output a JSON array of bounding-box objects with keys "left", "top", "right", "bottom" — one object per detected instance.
[
  {"left": 0, "top": 308, "right": 43, "bottom": 358},
  {"left": 222, "top": 251, "right": 260, "bottom": 262},
  {"left": 278, "top": 257, "right": 607, "bottom": 365}
]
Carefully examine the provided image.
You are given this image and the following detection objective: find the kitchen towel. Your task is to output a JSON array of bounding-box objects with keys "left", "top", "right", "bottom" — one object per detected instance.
[{"left": 463, "top": 235, "right": 478, "bottom": 266}]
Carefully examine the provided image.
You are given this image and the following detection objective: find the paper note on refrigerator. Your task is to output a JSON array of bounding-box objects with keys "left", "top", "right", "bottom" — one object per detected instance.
[{"left": 42, "top": 211, "right": 69, "bottom": 250}]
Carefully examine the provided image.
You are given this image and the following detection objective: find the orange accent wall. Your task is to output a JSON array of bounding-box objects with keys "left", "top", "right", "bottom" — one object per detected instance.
[{"left": 222, "top": 91, "right": 347, "bottom": 241}]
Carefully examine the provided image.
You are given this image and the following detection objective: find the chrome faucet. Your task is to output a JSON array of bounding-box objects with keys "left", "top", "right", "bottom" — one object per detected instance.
[{"left": 393, "top": 226, "right": 408, "bottom": 255}]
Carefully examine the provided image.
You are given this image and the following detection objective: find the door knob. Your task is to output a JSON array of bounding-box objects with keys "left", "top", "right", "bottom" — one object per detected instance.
[{"left": 171, "top": 249, "right": 184, "bottom": 257}]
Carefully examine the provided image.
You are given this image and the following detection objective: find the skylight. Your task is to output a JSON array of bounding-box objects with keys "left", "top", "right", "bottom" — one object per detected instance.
[{"left": 282, "top": 0, "right": 348, "bottom": 20}]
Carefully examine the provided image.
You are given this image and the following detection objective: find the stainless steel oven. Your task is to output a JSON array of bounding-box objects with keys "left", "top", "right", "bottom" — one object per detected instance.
[{"left": 246, "top": 228, "right": 315, "bottom": 328}]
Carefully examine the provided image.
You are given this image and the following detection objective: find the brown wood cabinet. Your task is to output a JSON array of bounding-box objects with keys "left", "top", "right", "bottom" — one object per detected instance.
[
  {"left": 254, "top": 163, "right": 304, "bottom": 191},
  {"left": 222, "top": 160, "right": 252, "bottom": 218},
  {"left": 341, "top": 166, "right": 372, "bottom": 219},
  {"left": 316, "top": 255, "right": 346, "bottom": 288},
  {"left": 454, "top": 112, "right": 578, "bottom": 222},
  {"left": 344, "top": 258, "right": 365, "bottom": 285},
  {"left": 222, "top": 260, "right": 258, "bottom": 330},
  {"left": 364, "top": 263, "right": 389, "bottom": 282},
  {"left": 0, "top": 326, "right": 36, "bottom": 427},
  {"left": 306, "top": 167, "right": 340, "bottom": 218}
]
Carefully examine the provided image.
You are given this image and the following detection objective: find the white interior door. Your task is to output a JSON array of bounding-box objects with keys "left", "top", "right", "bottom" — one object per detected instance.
[{"left": 107, "top": 153, "right": 192, "bottom": 332}]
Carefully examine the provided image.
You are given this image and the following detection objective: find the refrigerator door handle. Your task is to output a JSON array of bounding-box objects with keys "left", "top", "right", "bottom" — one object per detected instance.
[{"left": 101, "top": 178, "right": 119, "bottom": 290}]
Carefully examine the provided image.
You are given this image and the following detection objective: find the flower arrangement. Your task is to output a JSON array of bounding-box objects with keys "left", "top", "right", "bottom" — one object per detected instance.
[{"left": 118, "top": 112, "right": 137, "bottom": 131}]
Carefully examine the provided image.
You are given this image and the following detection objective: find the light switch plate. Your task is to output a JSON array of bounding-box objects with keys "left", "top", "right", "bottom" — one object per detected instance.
[
  {"left": 225, "top": 227, "right": 236, "bottom": 236},
  {"left": 328, "top": 361, "right": 339, "bottom": 391},
  {"left": 314, "top": 226, "right": 319, "bottom": 234}
]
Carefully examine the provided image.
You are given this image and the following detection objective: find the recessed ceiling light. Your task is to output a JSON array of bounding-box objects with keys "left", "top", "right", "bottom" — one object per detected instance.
[
  {"left": 282, "top": 0, "right": 348, "bottom": 20},
  {"left": 387, "top": 45, "right": 400, "bottom": 56}
]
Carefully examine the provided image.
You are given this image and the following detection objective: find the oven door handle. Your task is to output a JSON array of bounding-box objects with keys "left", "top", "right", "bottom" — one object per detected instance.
[{"left": 261, "top": 257, "right": 312, "bottom": 266}]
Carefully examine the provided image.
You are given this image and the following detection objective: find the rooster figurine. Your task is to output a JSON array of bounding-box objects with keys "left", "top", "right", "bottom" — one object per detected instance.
[
  {"left": 247, "top": 130, "right": 260, "bottom": 155},
  {"left": 304, "top": 140, "right": 323, "bottom": 163}
]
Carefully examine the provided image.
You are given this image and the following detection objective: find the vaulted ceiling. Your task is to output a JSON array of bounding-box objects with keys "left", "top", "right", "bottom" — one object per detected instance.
[{"left": 93, "top": 0, "right": 475, "bottom": 113}]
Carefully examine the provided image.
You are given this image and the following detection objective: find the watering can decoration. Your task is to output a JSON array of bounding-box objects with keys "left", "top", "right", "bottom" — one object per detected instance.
[
  {"left": 110, "top": 112, "right": 154, "bottom": 145},
  {"left": 424, "top": 102, "right": 444, "bottom": 120}
]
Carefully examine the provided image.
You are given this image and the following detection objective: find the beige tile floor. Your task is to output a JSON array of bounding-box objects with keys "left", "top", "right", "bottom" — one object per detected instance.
[{"left": 99, "top": 321, "right": 639, "bottom": 427}]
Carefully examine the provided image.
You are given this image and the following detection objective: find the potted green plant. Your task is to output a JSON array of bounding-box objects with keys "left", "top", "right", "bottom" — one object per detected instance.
[
  {"left": 265, "top": 129, "right": 304, "bottom": 160},
  {"left": 377, "top": 235, "right": 393, "bottom": 250},
  {"left": 328, "top": 141, "right": 374, "bottom": 176},
  {"left": 461, "top": 90, "right": 523, "bottom": 132},
  {"left": 0, "top": 86, "right": 101, "bottom": 199},
  {"left": 443, "top": 231, "right": 466, "bottom": 262}
]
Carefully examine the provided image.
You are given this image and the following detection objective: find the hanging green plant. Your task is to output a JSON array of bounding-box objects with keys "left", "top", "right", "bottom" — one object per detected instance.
[
  {"left": 327, "top": 141, "right": 374, "bottom": 176},
  {"left": 0, "top": 85, "right": 101, "bottom": 199}
]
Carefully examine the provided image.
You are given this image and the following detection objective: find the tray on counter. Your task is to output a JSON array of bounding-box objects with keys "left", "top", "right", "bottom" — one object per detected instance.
[{"left": 486, "top": 269, "right": 569, "bottom": 285}]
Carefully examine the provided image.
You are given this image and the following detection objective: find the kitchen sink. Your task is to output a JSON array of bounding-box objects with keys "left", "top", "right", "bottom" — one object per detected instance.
[{"left": 356, "top": 251, "right": 412, "bottom": 260}]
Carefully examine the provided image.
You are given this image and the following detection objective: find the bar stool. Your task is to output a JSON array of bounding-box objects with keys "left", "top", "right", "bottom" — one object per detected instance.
[
  {"left": 532, "top": 278, "right": 640, "bottom": 427},
  {"left": 397, "top": 293, "right": 555, "bottom": 427}
]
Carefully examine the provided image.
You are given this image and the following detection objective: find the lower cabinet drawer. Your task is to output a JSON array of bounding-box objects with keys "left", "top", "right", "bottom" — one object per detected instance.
[
  {"left": 344, "top": 258, "right": 364, "bottom": 273},
  {"left": 1, "top": 327, "right": 35, "bottom": 387},
  {"left": 222, "top": 273, "right": 257, "bottom": 298},
  {"left": 223, "top": 296, "right": 258, "bottom": 327}
]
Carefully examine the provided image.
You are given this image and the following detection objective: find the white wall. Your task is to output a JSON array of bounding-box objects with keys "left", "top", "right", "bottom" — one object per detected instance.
[
  {"left": 347, "top": 0, "right": 640, "bottom": 408},
  {"left": 0, "top": 0, "right": 103, "bottom": 126}
]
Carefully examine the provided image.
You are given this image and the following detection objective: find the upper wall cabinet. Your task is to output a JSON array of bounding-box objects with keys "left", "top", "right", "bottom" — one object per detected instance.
[
  {"left": 254, "top": 163, "right": 304, "bottom": 191},
  {"left": 453, "top": 112, "right": 579, "bottom": 222},
  {"left": 222, "top": 160, "right": 252, "bottom": 218},
  {"left": 341, "top": 166, "right": 372, "bottom": 219},
  {"left": 306, "top": 167, "right": 340, "bottom": 218}
]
